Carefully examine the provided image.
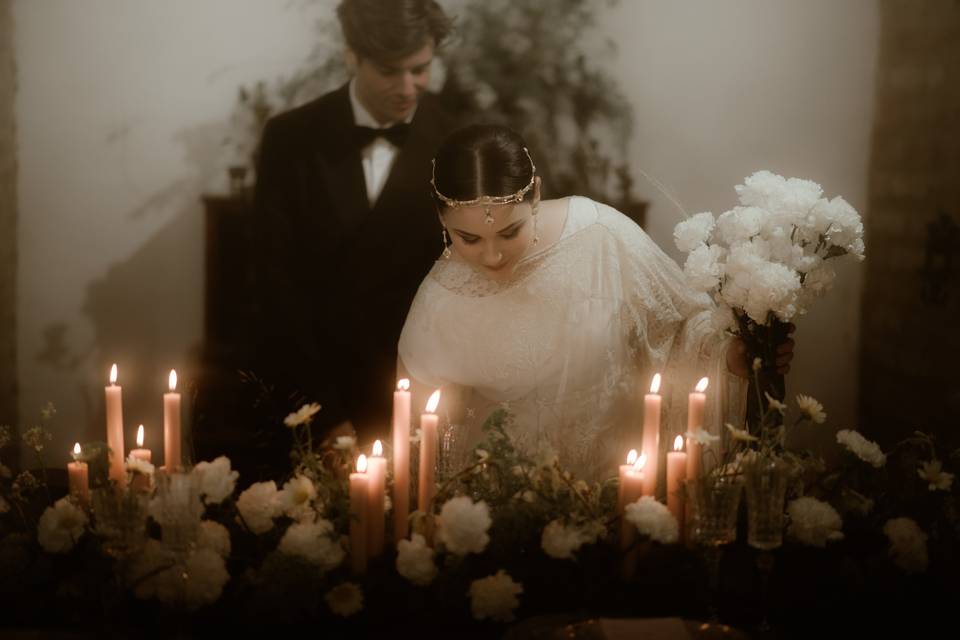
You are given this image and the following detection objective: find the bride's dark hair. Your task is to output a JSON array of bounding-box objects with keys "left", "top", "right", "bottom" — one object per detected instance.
[{"left": 431, "top": 124, "right": 534, "bottom": 207}]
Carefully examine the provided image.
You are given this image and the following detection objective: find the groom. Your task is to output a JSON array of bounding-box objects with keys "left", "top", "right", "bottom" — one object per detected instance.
[{"left": 248, "top": 0, "right": 456, "bottom": 468}]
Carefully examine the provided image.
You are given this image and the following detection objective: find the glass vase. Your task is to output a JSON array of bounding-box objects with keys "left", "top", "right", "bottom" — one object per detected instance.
[
  {"left": 689, "top": 474, "right": 743, "bottom": 546},
  {"left": 153, "top": 471, "right": 203, "bottom": 553},
  {"left": 744, "top": 456, "right": 788, "bottom": 550},
  {"left": 92, "top": 488, "right": 149, "bottom": 559}
]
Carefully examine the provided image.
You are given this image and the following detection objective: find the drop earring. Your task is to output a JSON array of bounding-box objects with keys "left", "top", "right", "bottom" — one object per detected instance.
[
  {"left": 532, "top": 202, "right": 540, "bottom": 246},
  {"left": 442, "top": 228, "right": 452, "bottom": 259}
]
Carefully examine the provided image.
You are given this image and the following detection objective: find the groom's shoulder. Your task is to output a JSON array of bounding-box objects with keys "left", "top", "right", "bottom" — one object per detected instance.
[{"left": 263, "top": 85, "right": 349, "bottom": 139}]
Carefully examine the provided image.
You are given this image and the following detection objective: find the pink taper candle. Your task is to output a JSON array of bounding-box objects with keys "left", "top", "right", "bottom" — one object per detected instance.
[
  {"left": 366, "top": 440, "right": 387, "bottom": 558},
  {"left": 67, "top": 443, "right": 89, "bottom": 507},
  {"left": 392, "top": 379, "right": 412, "bottom": 543},
  {"left": 640, "top": 373, "right": 662, "bottom": 497},
  {"left": 349, "top": 455, "right": 369, "bottom": 574},
  {"left": 418, "top": 390, "right": 441, "bottom": 514},
  {"left": 163, "top": 370, "right": 182, "bottom": 471},
  {"left": 685, "top": 377, "right": 709, "bottom": 483},
  {"left": 129, "top": 424, "right": 153, "bottom": 492},
  {"left": 666, "top": 435, "right": 687, "bottom": 540},
  {"left": 105, "top": 364, "right": 125, "bottom": 488},
  {"left": 617, "top": 449, "right": 639, "bottom": 514},
  {"left": 619, "top": 455, "right": 646, "bottom": 551}
]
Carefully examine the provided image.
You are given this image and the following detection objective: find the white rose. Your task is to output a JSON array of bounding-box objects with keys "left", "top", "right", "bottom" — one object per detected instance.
[
  {"left": 396, "top": 533, "right": 438, "bottom": 586},
  {"left": 37, "top": 497, "right": 87, "bottom": 553},
  {"left": 192, "top": 456, "right": 239, "bottom": 505},
  {"left": 437, "top": 496, "right": 492, "bottom": 555},
  {"left": 236, "top": 481, "right": 282, "bottom": 534},
  {"left": 469, "top": 570, "right": 523, "bottom": 622}
]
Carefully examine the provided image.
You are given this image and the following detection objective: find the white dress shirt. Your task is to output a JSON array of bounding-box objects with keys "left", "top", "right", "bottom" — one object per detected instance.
[{"left": 349, "top": 79, "right": 415, "bottom": 208}]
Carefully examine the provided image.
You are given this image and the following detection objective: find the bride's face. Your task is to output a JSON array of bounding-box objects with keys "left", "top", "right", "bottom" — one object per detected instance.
[{"left": 442, "top": 201, "right": 536, "bottom": 281}]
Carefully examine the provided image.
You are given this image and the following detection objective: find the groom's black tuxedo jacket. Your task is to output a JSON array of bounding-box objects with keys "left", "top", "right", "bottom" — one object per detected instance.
[{"left": 250, "top": 83, "right": 455, "bottom": 449}]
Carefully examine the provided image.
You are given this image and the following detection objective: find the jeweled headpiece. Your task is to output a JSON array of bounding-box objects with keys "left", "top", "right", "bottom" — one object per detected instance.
[{"left": 431, "top": 147, "right": 537, "bottom": 224}]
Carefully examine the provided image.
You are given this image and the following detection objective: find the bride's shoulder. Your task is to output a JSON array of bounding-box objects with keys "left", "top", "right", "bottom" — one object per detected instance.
[{"left": 563, "top": 196, "right": 648, "bottom": 241}]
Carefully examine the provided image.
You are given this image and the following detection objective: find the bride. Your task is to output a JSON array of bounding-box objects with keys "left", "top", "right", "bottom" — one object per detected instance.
[{"left": 398, "top": 124, "right": 788, "bottom": 484}]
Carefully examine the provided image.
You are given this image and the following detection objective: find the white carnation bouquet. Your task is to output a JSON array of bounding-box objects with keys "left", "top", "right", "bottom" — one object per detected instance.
[{"left": 674, "top": 171, "right": 864, "bottom": 420}]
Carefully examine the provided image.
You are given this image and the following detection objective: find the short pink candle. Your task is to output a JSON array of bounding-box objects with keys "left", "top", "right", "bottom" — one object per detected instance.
[
  {"left": 366, "top": 440, "right": 387, "bottom": 558},
  {"left": 129, "top": 424, "right": 153, "bottom": 492},
  {"left": 619, "top": 455, "right": 646, "bottom": 552},
  {"left": 105, "top": 364, "right": 125, "bottom": 488},
  {"left": 417, "top": 390, "right": 441, "bottom": 515},
  {"left": 349, "top": 455, "right": 369, "bottom": 574},
  {"left": 67, "top": 443, "right": 89, "bottom": 507},
  {"left": 640, "top": 373, "right": 662, "bottom": 497},
  {"left": 666, "top": 435, "right": 687, "bottom": 539},
  {"left": 392, "top": 379, "right": 412, "bottom": 543},
  {"left": 163, "top": 370, "right": 182, "bottom": 471},
  {"left": 617, "top": 449, "right": 639, "bottom": 514},
  {"left": 685, "top": 377, "right": 708, "bottom": 483}
]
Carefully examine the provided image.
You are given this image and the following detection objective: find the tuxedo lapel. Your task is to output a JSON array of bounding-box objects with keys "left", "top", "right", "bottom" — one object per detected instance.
[{"left": 314, "top": 85, "right": 370, "bottom": 233}]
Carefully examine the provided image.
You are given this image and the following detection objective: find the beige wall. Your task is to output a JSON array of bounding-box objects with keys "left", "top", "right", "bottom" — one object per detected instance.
[
  {"left": 1, "top": 0, "right": 16, "bottom": 451},
  {"left": 601, "top": 0, "right": 879, "bottom": 456},
  {"left": 13, "top": 0, "right": 879, "bottom": 467}
]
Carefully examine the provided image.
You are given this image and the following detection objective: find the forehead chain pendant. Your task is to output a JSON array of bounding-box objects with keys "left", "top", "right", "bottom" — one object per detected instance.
[{"left": 483, "top": 203, "right": 495, "bottom": 225}]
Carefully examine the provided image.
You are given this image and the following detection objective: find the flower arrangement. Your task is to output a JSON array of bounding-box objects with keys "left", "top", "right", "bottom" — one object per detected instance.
[{"left": 0, "top": 399, "right": 957, "bottom": 634}]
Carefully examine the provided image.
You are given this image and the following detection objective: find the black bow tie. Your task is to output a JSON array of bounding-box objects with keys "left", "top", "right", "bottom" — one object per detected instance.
[{"left": 353, "top": 123, "right": 410, "bottom": 148}]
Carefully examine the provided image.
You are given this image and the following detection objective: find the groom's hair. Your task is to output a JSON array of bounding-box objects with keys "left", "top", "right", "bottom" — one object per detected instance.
[
  {"left": 337, "top": 0, "right": 453, "bottom": 63},
  {"left": 432, "top": 124, "right": 535, "bottom": 207}
]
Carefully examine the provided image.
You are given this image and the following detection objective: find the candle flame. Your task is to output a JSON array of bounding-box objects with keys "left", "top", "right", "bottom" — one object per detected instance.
[
  {"left": 168, "top": 370, "right": 178, "bottom": 391},
  {"left": 425, "top": 389, "right": 441, "bottom": 414},
  {"left": 695, "top": 377, "right": 709, "bottom": 393},
  {"left": 674, "top": 435, "right": 684, "bottom": 451},
  {"left": 137, "top": 424, "right": 145, "bottom": 447},
  {"left": 372, "top": 439, "right": 383, "bottom": 457},
  {"left": 626, "top": 449, "right": 638, "bottom": 465},
  {"left": 397, "top": 378, "right": 410, "bottom": 391},
  {"left": 635, "top": 453, "right": 647, "bottom": 471},
  {"left": 73, "top": 442, "right": 81, "bottom": 456},
  {"left": 109, "top": 363, "right": 118, "bottom": 385},
  {"left": 650, "top": 373, "right": 661, "bottom": 394},
  {"left": 357, "top": 454, "right": 368, "bottom": 473}
]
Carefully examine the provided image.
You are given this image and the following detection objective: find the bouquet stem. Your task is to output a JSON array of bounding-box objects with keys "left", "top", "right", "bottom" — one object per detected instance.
[{"left": 737, "top": 312, "right": 789, "bottom": 430}]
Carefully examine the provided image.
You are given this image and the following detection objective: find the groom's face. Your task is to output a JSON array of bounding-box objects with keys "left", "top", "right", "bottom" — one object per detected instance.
[{"left": 352, "top": 40, "right": 435, "bottom": 125}]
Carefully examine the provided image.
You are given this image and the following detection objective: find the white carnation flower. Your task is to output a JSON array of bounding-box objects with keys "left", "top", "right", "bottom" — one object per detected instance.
[
  {"left": 396, "top": 533, "right": 438, "bottom": 585},
  {"left": 37, "top": 497, "right": 88, "bottom": 553},
  {"left": 673, "top": 211, "right": 716, "bottom": 253},
  {"left": 178, "top": 548, "right": 230, "bottom": 609},
  {"left": 325, "top": 582, "right": 364, "bottom": 617},
  {"left": 437, "top": 496, "right": 492, "bottom": 555},
  {"left": 192, "top": 456, "right": 239, "bottom": 506},
  {"left": 131, "top": 541, "right": 229, "bottom": 610},
  {"left": 836, "top": 430, "right": 886, "bottom": 468},
  {"left": 736, "top": 171, "right": 822, "bottom": 229},
  {"left": 787, "top": 496, "right": 843, "bottom": 547},
  {"left": 469, "top": 570, "right": 523, "bottom": 622},
  {"left": 197, "top": 520, "right": 231, "bottom": 558},
  {"left": 278, "top": 475, "right": 317, "bottom": 521},
  {"left": 236, "top": 480, "right": 282, "bottom": 534},
  {"left": 796, "top": 395, "right": 827, "bottom": 424},
  {"left": 714, "top": 206, "right": 767, "bottom": 245},
  {"left": 125, "top": 455, "right": 155, "bottom": 476},
  {"left": 683, "top": 243, "right": 725, "bottom": 292},
  {"left": 811, "top": 196, "right": 863, "bottom": 252},
  {"left": 540, "top": 519, "right": 604, "bottom": 559},
  {"left": 918, "top": 460, "right": 954, "bottom": 492},
  {"left": 283, "top": 402, "right": 321, "bottom": 428},
  {"left": 883, "top": 517, "right": 928, "bottom": 574},
  {"left": 625, "top": 496, "right": 679, "bottom": 544},
  {"left": 278, "top": 520, "right": 344, "bottom": 570}
]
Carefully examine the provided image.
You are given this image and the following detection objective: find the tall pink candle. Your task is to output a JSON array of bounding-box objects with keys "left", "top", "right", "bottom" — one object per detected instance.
[
  {"left": 67, "top": 443, "right": 89, "bottom": 507},
  {"left": 640, "top": 373, "right": 662, "bottom": 497},
  {"left": 392, "top": 379, "right": 412, "bottom": 543},
  {"left": 366, "top": 440, "right": 387, "bottom": 558},
  {"left": 105, "top": 364, "right": 126, "bottom": 488},
  {"left": 666, "top": 435, "right": 687, "bottom": 539},
  {"left": 349, "top": 455, "right": 369, "bottom": 574},
  {"left": 617, "top": 449, "right": 639, "bottom": 514},
  {"left": 163, "top": 370, "right": 182, "bottom": 471},
  {"left": 685, "top": 377, "right": 709, "bottom": 483},
  {"left": 418, "top": 390, "right": 441, "bottom": 515},
  {"left": 619, "top": 456, "right": 646, "bottom": 552}
]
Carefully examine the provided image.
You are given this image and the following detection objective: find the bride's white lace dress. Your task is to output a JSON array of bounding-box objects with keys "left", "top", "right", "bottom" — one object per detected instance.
[{"left": 399, "top": 196, "right": 745, "bottom": 484}]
